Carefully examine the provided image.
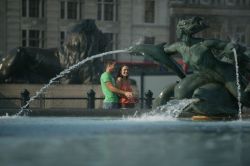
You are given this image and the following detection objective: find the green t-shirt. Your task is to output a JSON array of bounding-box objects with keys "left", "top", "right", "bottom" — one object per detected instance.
[{"left": 100, "top": 72, "right": 119, "bottom": 103}]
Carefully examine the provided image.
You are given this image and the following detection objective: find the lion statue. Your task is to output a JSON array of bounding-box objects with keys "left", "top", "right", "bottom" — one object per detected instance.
[{"left": 0, "top": 19, "right": 109, "bottom": 84}]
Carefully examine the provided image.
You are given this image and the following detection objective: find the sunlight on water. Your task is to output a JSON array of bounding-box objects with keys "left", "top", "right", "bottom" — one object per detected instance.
[
  {"left": 126, "top": 98, "right": 199, "bottom": 121},
  {"left": 16, "top": 49, "right": 129, "bottom": 116}
]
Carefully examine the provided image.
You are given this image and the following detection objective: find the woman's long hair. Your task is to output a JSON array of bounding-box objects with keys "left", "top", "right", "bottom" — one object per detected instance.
[{"left": 116, "top": 65, "right": 129, "bottom": 80}]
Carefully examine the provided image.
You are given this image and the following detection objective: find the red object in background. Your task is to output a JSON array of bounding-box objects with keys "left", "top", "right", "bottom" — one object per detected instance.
[{"left": 177, "top": 59, "right": 189, "bottom": 74}]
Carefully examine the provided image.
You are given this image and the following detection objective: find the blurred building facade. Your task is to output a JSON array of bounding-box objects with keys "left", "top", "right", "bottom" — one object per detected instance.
[{"left": 0, "top": 0, "right": 250, "bottom": 62}]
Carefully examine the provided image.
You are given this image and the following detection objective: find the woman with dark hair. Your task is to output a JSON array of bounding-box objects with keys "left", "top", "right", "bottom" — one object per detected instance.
[{"left": 116, "top": 65, "right": 137, "bottom": 108}]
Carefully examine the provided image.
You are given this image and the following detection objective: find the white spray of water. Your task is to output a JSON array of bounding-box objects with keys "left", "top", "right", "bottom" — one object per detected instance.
[
  {"left": 126, "top": 98, "right": 199, "bottom": 121},
  {"left": 16, "top": 49, "right": 129, "bottom": 116},
  {"left": 232, "top": 48, "right": 242, "bottom": 120},
  {"left": 133, "top": 29, "right": 152, "bottom": 46},
  {"left": 135, "top": 38, "right": 144, "bottom": 45}
]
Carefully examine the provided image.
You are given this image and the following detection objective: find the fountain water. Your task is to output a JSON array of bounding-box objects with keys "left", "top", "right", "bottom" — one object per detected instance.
[
  {"left": 17, "top": 49, "right": 129, "bottom": 116},
  {"left": 232, "top": 48, "right": 242, "bottom": 120},
  {"left": 128, "top": 98, "right": 199, "bottom": 121}
]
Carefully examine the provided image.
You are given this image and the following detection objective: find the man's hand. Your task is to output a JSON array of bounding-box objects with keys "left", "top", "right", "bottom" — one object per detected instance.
[
  {"left": 106, "top": 82, "right": 133, "bottom": 98},
  {"left": 124, "top": 92, "right": 133, "bottom": 99}
]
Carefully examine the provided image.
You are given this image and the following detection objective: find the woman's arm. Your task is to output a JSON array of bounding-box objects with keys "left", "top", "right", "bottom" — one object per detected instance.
[{"left": 116, "top": 77, "right": 122, "bottom": 88}]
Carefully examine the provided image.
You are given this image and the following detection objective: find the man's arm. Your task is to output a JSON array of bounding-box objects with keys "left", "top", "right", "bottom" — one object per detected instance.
[{"left": 105, "top": 82, "right": 133, "bottom": 98}]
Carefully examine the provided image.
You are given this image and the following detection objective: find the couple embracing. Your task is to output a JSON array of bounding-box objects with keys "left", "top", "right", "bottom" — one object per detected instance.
[{"left": 100, "top": 60, "right": 138, "bottom": 110}]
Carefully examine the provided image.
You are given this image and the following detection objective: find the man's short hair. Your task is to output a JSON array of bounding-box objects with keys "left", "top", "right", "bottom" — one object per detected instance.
[{"left": 104, "top": 59, "right": 116, "bottom": 68}]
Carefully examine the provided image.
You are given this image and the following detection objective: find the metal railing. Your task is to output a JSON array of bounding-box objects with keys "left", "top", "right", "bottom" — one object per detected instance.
[{"left": 0, "top": 89, "right": 154, "bottom": 109}]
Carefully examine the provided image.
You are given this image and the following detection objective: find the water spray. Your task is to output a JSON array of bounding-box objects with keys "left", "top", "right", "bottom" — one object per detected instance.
[
  {"left": 128, "top": 98, "right": 199, "bottom": 121},
  {"left": 16, "top": 49, "right": 130, "bottom": 116},
  {"left": 232, "top": 48, "right": 242, "bottom": 120}
]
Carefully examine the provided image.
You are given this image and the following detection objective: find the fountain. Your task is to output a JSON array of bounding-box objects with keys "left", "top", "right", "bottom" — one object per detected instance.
[
  {"left": 1, "top": 17, "right": 250, "bottom": 166},
  {"left": 129, "top": 16, "right": 250, "bottom": 119},
  {"left": 2, "top": 17, "right": 250, "bottom": 119}
]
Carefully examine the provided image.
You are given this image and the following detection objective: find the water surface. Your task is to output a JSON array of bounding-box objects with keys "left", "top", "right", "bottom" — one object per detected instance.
[{"left": 0, "top": 116, "right": 250, "bottom": 166}]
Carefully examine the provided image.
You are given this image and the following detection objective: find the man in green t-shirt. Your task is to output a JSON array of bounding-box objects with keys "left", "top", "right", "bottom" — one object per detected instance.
[{"left": 100, "top": 60, "right": 133, "bottom": 109}]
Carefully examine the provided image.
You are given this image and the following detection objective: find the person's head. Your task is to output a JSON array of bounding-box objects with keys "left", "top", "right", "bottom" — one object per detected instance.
[
  {"left": 104, "top": 59, "right": 116, "bottom": 73},
  {"left": 116, "top": 65, "right": 129, "bottom": 79}
]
